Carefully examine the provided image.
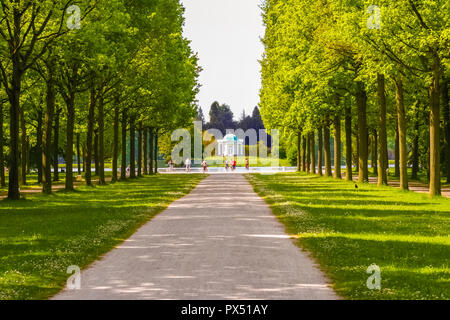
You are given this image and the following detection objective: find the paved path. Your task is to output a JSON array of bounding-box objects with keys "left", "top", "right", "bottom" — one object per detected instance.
[{"left": 54, "top": 174, "right": 338, "bottom": 300}]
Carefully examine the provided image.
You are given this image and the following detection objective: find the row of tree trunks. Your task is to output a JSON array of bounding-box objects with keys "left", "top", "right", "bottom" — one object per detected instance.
[
  {"left": 306, "top": 132, "right": 311, "bottom": 173},
  {"left": 37, "top": 109, "right": 43, "bottom": 184},
  {"left": 0, "top": 100, "right": 5, "bottom": 188},
  {"left": 94, "top": 132, "right": 99, "bottom": 177},
  {"left": 429, "top": 55, "right": 441, "bottom": 196},
  {"left": 121, "top": 109, "right": 128, "bottom": 180},
  {"left": 394, "top": 78, "right": 409, "bottom": 190},
  {"left": 443, "top": 77, "right": 450, "bottom": 184},
  {"left": 301, "top": 136, "right": 307, "bottom": 172},
  {"left": 77, "top": 133, "right": 82, "bottom": 175},
  {"left": 297, "top": 131, "right": 301, "bottom": 172},
  {"left": 394, "top": 126, "right": 400, "bottom": 177},
  {"left": 324, "top": 117, "right": 332, "bottom": 177},
  {"left": 129, "top": 115, "right": 136, "bottom": 178},
  {"left": 154, "top": 130, "right": 159, "bottom": 174},
  {"left": 20, "top": 103, "right": 27, "bottom": 185},
  {"left": 112, "top": 107, "right": 120, "bottom": 183},
  {"left": 356, "top": 81, "right": 369, "bottom": 183},
  {"left": 334, "top": 115, "right": 341, "bottom": 179},
  {"left": 98, "top": 95, "right": 106, "bottom": 185},
  {"left": 310, "top": 132, "right": 316, "bottom": 174},
  {"left": 149, "top": 128, "right": 154, "bottom": 175},
  {"left": 64, "top": 93, "right": 76, "bottom": 191},
  {"left": 411, "top": 114, "right": 420, "bottom": 180},
  {"left": 318, "top": 127, "right": 323, "bottom": 176},
  {"left": 53, "top": 108, "right": 61, "bottom": 182},
  {"left": 144, "top": 128, "right": 148, "bottom": 175},
  {"left": 345, "top": 104, "right": 352, "bottom": 181},
  {"left": 377, "top": 74, "right": 388, "bottom": 186},
  {"left": 7, "top": 15, "right": 23, "bottom": 199},
  {"left": 138, "top": 122, "right": 143, "bottom": 177},
  {"left": 85, "top": 88, "right": 96, "bottom": 186},
  {"left": 42, "top": 58, "right": 56, "bottom": 195},
  {"left": 371, "top": 131, "right": 378, "bottom": 175}
]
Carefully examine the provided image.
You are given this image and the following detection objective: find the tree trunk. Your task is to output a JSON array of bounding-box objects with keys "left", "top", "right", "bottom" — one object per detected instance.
[
  {"left": 36, "top": 109, "right": 43, "bottom": 184},
  {"left": 143, "top": 127, "right": 148, "bottom": 175},
  {"left": 395, "top": 78, "right": 409, "bottom": 190},
  {"left": 121, "top": 109, "right": 127, "bottom": 180},
  {"left": 149, "top": 128, "right": 154, "bottom": 175},
  {"left": 442, "top": 76, "right": 449, "bottom": 184},
  {"left": 306, "top": 132, "right": 311, "bottom": 173},
  {"left": 377, "top": 74, "right": 388, "bottom": 186},
  {"left": 64, "top": 94, "right": 75, "bottom": 191},
  {"left": 355, "top": 123, "right": 360, "bottom": 175},
  {"left": 53, "top": 108, "right": 60, "bottom": 182},
  {"left": 98, "top": 96, "right": 105, "bottom": 185},
  {"left": 411, "top": 116, "right": 420, "bottom": 180},
  {"left": 20, "top": 103, "right": 27, "bottom": 185},
  {"left": 42, "top": 70, "right": 56, "bottom": 195},
  {"left": 137, "top": 121, "right": 143, "bottom": 177},
  {"left": 318, "top": 128, "right": 323, "bottom": 176},
  {"left": 94, "top": 132, "right": 99, "bottom": 177},
  {"left": 394, "top": 126, "right": 400, "bottom": 177},
  {"left": 429, "top": 55, "right": 441, "bottom": 196},
  {"left": 112, "top": 107, "right": 119, "bottom": 183},
  {"left": 324, "top": 118, "right": 332, "bottom": 177},
  {"left": 301, "top": 136, "right": 307, "bottom": 172},
  {"left": 7, "top": 14, "right": 23, "bottom": 199},
  {"left": 0, "top": 100, "right": 5, "bottom": 188},
  {"left": 154, "top": 130, "right": 158, "bottom": 174},
  {"left": 85, "top": 88, "right": 96, "bottom": 186},
  {"left": 76, "top": 133, "right": 81, "bottom": 175},
  {"left": 345, "top": 104, "right": 352, "bottom": 181},
  {"left": 372, "top": 131, "right": 378, "bottom": 175},
  {"left": 129, "top": 115, "right": 136, "bottom": 178},
  {"left": 310, "top": 132, "right": 316, "bottom": 174},
  {"left": 356, "top": 81, "right": 368, "bottom": 183},
  {"left": 297, "top": 131, "right": 301, "bottom": 172},
  {"left": 334, "top": 115, "right": 342, "bottom": 179}
]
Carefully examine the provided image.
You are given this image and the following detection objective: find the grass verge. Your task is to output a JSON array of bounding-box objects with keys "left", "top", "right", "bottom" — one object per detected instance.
[
  {"left": 246, "top": 173, "right": 450, "bottom": 300},
  {"left": 0, "top": 174, "right": 206, "bottom": 300}
]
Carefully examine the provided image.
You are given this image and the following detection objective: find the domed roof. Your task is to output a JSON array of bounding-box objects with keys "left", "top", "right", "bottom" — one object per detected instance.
[{"left": 223, "top": 134, "right": 238, "bottom": 142}]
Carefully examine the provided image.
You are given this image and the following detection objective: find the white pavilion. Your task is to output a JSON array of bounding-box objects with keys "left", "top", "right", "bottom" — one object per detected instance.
[{"left": 217, "top": 134, "right": 245, "bottom": 156}]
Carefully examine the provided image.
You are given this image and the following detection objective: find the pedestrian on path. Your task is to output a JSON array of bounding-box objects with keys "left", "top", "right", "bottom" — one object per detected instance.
[
  {"left": 185, "top": 158, "right": 191, "bottom": 173},
  {"left": 202, "top": 160, "right": 208, "bottom": 173},
  {"left": 245, "top": 158, "right": 249, "bottom": 171},
  {"left": 168, "top": 159, "right": 174, "bottom": 172},
  {"left": 225, "top": 159, "right": 229, "bottom": 172}
]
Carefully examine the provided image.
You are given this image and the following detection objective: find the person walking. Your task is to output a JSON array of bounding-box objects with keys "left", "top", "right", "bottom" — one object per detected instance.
[
  {"left": 202, "top": 160, "right": 208, "bottom": 173},
  {"left": 232, "top": 159, "right": 237, "bottom": 171},
  {"left": 245, "top": 158, "right": 250, "bottom": 171},
  {"left": 168, "top": 159, "right": 174, "bottom": 172},
  {"left": 185, "top": 158, "right": 191, "bottom": 173},
  {"left": 225, "top": 159, "right": 229, "bottom": 172}
]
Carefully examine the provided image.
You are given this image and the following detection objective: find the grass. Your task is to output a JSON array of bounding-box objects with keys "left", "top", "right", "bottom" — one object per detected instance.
[
  {"left": 0, "top": 174, "right": 206, "bottom": 300},
  {"left": 246, "top": 173, "right": 450, "bottom": 300}
]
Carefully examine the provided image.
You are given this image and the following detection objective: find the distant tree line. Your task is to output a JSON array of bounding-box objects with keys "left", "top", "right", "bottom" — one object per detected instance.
[{"left": 197, "top": 101, "right": 268, "bottom": 146}]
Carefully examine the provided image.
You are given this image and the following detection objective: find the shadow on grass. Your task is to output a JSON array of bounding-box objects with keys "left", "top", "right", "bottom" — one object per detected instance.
[
  {"left": 247, "top": 173, "right": 450, "bottom": 300},
  {"left": 0, "top": 174, "right": 206, "bottom": 300}
]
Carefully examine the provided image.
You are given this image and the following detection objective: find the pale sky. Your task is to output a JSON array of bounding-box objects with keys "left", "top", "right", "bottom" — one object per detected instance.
[{"left": 180, "top": 0, "right": 265, "bottom": 122}]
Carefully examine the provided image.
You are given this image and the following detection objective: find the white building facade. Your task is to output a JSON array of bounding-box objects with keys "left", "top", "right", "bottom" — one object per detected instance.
[{"left": 217, "top": 134, "right": 244, "bottom": 156}]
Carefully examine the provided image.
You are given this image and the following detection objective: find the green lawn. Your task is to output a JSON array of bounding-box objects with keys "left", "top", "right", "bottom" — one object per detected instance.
[
  {"left": 0, "top": 174, "right": 205, "bottom": 300},
  {"left": 246, "top": 173, "right": 450, "bottom": 300}
]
